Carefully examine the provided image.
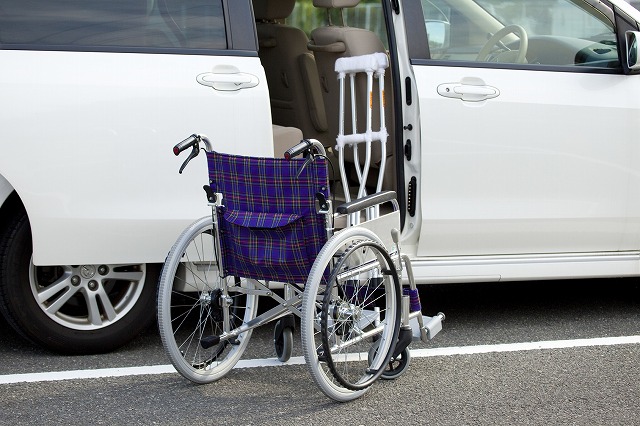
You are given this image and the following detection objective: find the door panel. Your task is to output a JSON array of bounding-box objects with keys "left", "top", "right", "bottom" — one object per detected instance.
[
  {"left": 401, "top": 0, "right": 640, "bottom": 257},
  {"left": 414, "top": 65, "right": 640, "bottom": 256}
]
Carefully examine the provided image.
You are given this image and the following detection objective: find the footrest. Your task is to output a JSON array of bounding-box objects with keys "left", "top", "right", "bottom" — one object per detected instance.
[{"left": 409, "top": 312, "right": 445, "bottom": 342}]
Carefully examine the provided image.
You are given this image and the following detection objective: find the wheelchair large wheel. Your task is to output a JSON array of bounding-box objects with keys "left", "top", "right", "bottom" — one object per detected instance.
[
  {"left": 301, "top": 227, "right": 401, "bottom": 402},
  {"left": 157, "top": 216, "right": 258, "bottom": 384}
]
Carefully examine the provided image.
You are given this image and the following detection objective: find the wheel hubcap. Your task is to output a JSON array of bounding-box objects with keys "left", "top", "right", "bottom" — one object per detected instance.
[{"left": 29, "top": 259, "right": 146, "bottom": 330}]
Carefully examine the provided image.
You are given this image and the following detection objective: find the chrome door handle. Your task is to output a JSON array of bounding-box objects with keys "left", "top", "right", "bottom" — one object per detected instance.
[
  {"left": 437, "top": 81, "right": 500, "bottom": 102},
  {"left": 197, "top": 72, "right": 259, "bottom": 91}
]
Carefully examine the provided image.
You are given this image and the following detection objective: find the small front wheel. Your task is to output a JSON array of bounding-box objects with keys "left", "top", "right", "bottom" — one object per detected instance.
[
  {"left": 380, "top": 346, "right": 411, "bottom": 380},
  {"left": 274, "top": 322, "right": 293, "bottom": 362}
]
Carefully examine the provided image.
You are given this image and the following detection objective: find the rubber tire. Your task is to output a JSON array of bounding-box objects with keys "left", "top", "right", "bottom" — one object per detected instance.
[
  {"left": 320, "top": 239, "right": 401, "bottom": 390},
  {"left": 380, "top": 346, "right": 411, "bottom": 380},
  {"left": 274, "top": 324, "right": 293, "bottom": 362},
  {"left": 0, "top": 212, "right": 157, "bottom": 354},
  {"left": 301, "top": 226, "right": 401, "bottom": 402},
  {"left": 157, "top": 216, "right": 258, "bottom": 384}
]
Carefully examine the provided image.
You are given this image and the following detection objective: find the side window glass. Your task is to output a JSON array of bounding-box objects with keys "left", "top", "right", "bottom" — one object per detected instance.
[
  {"left": 0, "top": 0, "right": 226, "bottom": 51},
  {"left": 421, "top": 0, "right": 619, "bottom": 69}
]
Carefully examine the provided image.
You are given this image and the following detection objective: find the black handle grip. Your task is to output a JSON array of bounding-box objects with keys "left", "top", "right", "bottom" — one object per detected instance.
[
  {"left": 284, "top": 139, "right": 312, "bottom": 160},
  {"left": 173, "top": 134, "right": 199, "bottom": 156}
]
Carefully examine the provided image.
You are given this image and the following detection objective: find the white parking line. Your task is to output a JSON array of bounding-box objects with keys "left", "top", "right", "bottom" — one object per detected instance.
[{"left": 2, "top": 335, "right": 639, "bottom": 385}]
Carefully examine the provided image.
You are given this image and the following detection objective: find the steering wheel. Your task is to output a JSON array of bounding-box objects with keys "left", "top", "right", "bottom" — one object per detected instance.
[{"left": 476, "top": 24, "right": 528, "bottom": 64}]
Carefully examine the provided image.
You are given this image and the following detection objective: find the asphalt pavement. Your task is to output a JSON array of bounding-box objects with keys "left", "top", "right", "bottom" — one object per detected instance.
[{"left": 1, "top": 278, "right": 639, "bottom": 425}]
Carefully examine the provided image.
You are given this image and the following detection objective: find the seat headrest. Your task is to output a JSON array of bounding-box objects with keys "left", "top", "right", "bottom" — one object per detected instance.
[
  {"left": 313, "top": 0, "right": 360, "bottom": 8},
  {"left": 253, "top": 0, "right": 296, "bottom": 20}
]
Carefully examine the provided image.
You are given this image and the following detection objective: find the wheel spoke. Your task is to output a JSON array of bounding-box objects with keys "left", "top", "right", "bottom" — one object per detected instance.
[
  {"left": 85, "top": 290, "right": 104, "bottom": 326},
  {"left": 107, "top": 267, "right": 144, "bottom": 282},
  {"left": 42, "top": 284, "right": 81, "bottom": 315},
  {"left": 36, "top": 270, "right": 74, "bottom": 303},
  {"left": 94, "top": 286, "right": 118, "bottom": 322}
]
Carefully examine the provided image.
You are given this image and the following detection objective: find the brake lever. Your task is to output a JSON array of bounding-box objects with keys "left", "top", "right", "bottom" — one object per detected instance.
[{"left": 178, "top": 144, "right": 200, "bottom": 174}]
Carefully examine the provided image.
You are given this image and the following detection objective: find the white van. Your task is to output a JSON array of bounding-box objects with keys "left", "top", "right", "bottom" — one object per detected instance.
[{"left": 1, "top": 0, "right": 640, "bottom": 353}]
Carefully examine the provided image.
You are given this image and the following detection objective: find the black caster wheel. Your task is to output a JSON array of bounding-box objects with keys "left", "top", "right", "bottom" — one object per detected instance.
[
  {"left": 380, "top": 346, "right": 411, "bottom": 380},
  {"left": 274, "top": 318, "right": 294, "bottom": 362},
  {"left": 368, "top": 341, "right": 411, "bottom": 380}
]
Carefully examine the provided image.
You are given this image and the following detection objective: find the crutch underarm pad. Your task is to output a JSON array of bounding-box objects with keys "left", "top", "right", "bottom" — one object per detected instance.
[
  {"left": 336, "top": 191, "right": 396, "bottom": 214},
  {"left": 334, "top": 52, "right": 388, "bottom": 74}
]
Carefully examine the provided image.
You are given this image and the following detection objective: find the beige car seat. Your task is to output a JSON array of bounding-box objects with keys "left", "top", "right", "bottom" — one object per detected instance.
[
  {"left": 253, "top": 0, "right": 330, "bottom": 152},
  {"left": 272, "top": 125, "right": 303, "bottom": 158}
]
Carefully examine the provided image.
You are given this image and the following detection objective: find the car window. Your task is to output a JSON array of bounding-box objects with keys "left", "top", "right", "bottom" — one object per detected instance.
[
  {"left": 421, "top": 0, "right": 619, "bottom": 69},
  {"left": 0, "top": 0, "right": 226, "bottom": 51}
]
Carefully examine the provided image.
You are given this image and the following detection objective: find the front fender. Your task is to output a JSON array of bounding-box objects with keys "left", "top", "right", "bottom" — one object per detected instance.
[{"left": 0, "top": 174, "right": 15, "bottom": 207}]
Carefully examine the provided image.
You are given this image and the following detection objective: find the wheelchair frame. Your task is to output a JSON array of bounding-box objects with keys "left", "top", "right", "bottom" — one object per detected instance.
[{"left": 157, "top": 53, "right": 444, "bottom": 402}]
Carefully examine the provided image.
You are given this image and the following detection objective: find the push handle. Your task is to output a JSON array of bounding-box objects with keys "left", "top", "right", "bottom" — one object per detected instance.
[
  {"left": 284, "top": 139, "right": 313, "bottom": 160},
  {"left": 172, "top": 134, "right": 212, "bottom": 174},
  {"left": 173, "top": 134, "right": 200, "bottom": 156},
  {"left": 283, "top": 139, "right": 326, "bottom": 160}
]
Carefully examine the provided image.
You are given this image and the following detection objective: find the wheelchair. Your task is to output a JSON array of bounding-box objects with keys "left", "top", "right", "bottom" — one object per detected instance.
[{"left": 157, "top": 53, "right": 444, "bottom": 402}]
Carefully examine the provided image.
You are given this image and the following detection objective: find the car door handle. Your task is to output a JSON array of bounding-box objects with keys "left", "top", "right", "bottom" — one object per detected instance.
[
  {"left": 437, "top": 81, "right": 500, "bottom": 102},
  {"left": 197, "top": 72, "right": 259, "bottom": 91}
]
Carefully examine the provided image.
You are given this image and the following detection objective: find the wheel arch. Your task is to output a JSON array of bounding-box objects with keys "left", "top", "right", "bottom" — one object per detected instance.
[
  {"left": 0, "top": 174, "right": 28, "bottom": 242},
  {"left": 0, "top": 174, "right": 13, "bottom": 206}
]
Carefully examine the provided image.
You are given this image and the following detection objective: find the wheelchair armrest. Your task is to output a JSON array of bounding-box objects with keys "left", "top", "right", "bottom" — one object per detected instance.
[{"left": 336, "top": 191, "right": 397, "bottom": 215}]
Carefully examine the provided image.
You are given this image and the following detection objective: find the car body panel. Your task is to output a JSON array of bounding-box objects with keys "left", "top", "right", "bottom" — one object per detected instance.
[{"left": 0, "top": 50, "right": 271, "bottom": 265}]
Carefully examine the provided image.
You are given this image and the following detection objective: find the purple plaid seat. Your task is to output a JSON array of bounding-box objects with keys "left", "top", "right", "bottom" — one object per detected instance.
[{"left": 207, "top": 151, "right": 329, "bottom": 284}]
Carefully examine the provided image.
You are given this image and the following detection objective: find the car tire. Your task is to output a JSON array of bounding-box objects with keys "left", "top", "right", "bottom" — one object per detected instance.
[{"left": 0, "top": 211, "right": 157, "bottom": 354}]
